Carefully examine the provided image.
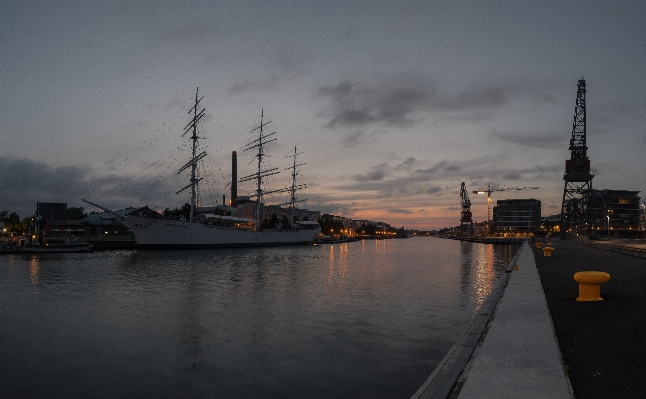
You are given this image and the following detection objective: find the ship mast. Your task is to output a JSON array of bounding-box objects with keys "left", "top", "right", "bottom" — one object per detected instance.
[
  {"left": 240, "top": 110, "right": 278, "bottom": 230},
  {"left": 286, "top": 146, "right": 307, "bottom": 226},
  {"left": 176, "top": 88, "right": 206, "bottom": 223}
]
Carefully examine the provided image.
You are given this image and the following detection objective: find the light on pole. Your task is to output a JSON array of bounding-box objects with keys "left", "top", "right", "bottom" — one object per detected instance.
[
  {"left": 607, "top": 215, "right": 610, "bottom": 240},
  {"left": 642, "top": 202, "right": 645, "bottom": 243}
]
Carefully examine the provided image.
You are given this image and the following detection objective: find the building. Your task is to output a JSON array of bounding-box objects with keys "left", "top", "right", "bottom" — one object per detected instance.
[
  {"left": 473, "top": 221, "right": 489, "bottom": 238},
  {"left": 493, "top": 199, "right": 541, "bottom": 237},
  {"left": 540, "top": 215, "right": 562, "bottom": 237},
  {"left": 582, "top": 189, "right": 641, "bottom": 237},
  {"left": 36, "top": 202, "right": 67, "bottom": 221}
]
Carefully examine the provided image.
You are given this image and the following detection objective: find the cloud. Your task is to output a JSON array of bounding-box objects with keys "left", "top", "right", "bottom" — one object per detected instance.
[
  {"left": 501, "top": 173, "right": 522, "bottom": 180},
  {"left": 0, "top": 157, "right": 193, "bottom": 219},
  {"left": 387, "top": 208, "right": 413, "bottom": 214},
  {"left": 227, "top": 74, "right": 281, "bottom": 94},
  {"left": 426, "top": 186, "right": 442, "bottom": 194},
  {"left": 396, "top": 157, "right": 418, "bottom": 170},
  {"left": 353, "top": 163, "right": 390, "bottom": 182},
  {"left": 342, "top": 131, "right": 365, "bottom": 148},
  {"left": 316, "top": 78, "right": 525, "bottom": 128},
  {"left": 488, "top": 130, "right": 566, "bottom": 149},
  {"left": 156, "top": 18, "right": 223, "bottom": 45},
  {"left": 414, "top": 160, "right": 461, "bottom": 176}
]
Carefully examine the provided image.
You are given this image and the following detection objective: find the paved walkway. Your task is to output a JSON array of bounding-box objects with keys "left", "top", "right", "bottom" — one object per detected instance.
[
  {"left": 569, "top": 237, "right": 646, "bottom": 258},
  {"left": 533, "top": 238, "right": 646, "bottom": 398},
  {"left": 453, "top": 242, "right": 572, "bottom": 398}
]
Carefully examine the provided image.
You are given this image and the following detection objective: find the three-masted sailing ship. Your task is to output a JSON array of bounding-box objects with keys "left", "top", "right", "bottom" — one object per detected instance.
[{"left": 84, "top": 89, "right": 320, "bottom": 249}]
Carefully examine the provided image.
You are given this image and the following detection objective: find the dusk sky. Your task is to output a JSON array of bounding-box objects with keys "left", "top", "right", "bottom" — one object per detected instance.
[{"left": 1, "top": 1, "right": 645, "bottom": 229}]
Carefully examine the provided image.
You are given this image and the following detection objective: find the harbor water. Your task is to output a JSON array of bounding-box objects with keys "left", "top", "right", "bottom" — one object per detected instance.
[{"left": 0, "top": 237, "right": 518, "bottom": 398}]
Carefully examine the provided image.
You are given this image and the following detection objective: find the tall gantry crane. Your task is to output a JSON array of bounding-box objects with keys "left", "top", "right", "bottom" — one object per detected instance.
[
  {"left": 561, "top": 78, "right": 594, "bottom": 232},
  {"left": 460, "top": 182, "right": 473, "bottom": 237},
  {"left": 473, "top": 183, "right": 539, "bottom": 222}
]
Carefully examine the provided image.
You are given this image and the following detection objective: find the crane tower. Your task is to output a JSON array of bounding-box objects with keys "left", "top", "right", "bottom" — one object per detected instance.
[
  {"left": 561, "top": 78, "right": 594, "bottom": 232},
  {"left": 460, "top": 182, "right": 473, "bottom": 237}
]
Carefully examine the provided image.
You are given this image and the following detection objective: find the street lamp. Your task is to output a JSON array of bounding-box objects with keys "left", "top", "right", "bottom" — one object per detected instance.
[
  {"left": 607, "top": 215, "right": 610, "bottom": 240},
  {"left": 642, "top": 202, "right": 645, "bottom": 243}
]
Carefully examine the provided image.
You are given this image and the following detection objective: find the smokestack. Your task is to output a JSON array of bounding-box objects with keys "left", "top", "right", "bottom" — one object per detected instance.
[{"left": 231, "top": 151, "right": 237, "bottom": 207}]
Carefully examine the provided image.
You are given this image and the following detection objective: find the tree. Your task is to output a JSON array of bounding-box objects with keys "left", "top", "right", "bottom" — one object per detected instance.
[
  {"left": 260, "top": 213, "right": 280, "bottom": 230},
  {"left": 318, "top": 218, "right": 345, "bottom": 236},
  {"left": 357, "top": 223, "right": 377, "bottom": 236},
  {"left": 163, "top": 203, "right": 191, "bottom": 220},
  {"left": 1, "top": 212, "right": 24, "bottom": 233},
  {"left": 281, "top": 215, "right": 291, "bottom": 230},
  {"left": 67, "top": 207, "right": 87, "bottom": 220}
]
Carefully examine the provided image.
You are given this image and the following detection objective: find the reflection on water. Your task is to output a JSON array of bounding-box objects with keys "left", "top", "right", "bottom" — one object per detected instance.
[
  {"left": 29, "top": 255, "right": 39, "bottom": 293},
  {"left": 473, "top": 244, "right": 495, "bottom": 308},
  {"left": 1, "top": 238, "right": 518, "bottom": 399}
]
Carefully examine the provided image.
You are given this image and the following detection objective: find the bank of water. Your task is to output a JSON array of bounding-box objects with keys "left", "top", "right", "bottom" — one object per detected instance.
[{"left": 0, "top": 238, "right": 518, "bottom": 398}]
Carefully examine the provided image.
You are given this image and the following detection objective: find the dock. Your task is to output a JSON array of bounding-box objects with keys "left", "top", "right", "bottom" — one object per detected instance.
[
  {"left": 414, "top": 237, "right": 646, "bottom": 398},
  {"left": 411, "top": 241, "right": 572, "bottom": 399}
]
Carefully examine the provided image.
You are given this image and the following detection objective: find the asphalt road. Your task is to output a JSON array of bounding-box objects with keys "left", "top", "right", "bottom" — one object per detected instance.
[{"left": 532, "top": 239, "right": 646, "bottom": 399}]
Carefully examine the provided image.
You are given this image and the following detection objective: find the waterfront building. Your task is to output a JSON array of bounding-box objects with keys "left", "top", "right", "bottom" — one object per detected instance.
[
  {"left": 540, "top": 215, "right": 562, "bottom": 237},
  {"left": 473, "top": 221, "right": 489, "bottom": 238},
  {"left": 36, "top": 202, "right": 67, "bottom": 221},
  {"left": 582, "top": 189, "right": 641, "bottom": 237},
  {"left": 492, "top": 199, "right": 541, "bottom": 237}
]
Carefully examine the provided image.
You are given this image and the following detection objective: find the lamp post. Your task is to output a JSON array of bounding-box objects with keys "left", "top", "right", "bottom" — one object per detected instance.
[
  {"left": 607, "top": 215, "right": 610, "bottom": 240},
  {"left": 642, "top": 203, "right": 645, "bottom": 243}
]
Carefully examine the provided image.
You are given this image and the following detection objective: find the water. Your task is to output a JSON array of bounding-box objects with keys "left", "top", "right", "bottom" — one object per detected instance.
[{"left": 0, "top": 238, "right": 518, "bottom": 398}]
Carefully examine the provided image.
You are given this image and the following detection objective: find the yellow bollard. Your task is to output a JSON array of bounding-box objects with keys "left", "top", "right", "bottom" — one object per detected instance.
[
  {"left": 543, "top": 246, "right": 554, "bottom": 256},
  {"left": 536, "top": 242, "right": 543, "bottom": 249},
  {"left": 574, "top": 271, "right": 610, "bottom": 302},
  {"left": 514, "top": 264, "right": 519, "bottom": 271}
]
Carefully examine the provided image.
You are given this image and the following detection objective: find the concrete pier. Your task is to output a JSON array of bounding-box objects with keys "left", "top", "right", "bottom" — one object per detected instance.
[
  {"left": 454, "top": 241, "right": 572, "bottom": 398},
  {"left": 412, "top": 242, "right": 573, "bottom": 399}
]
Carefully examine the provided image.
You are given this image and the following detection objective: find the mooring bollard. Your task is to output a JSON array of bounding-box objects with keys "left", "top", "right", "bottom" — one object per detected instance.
[
  {"left": 536, "top": 242, "right": 543, "bottom": 249},
  {"left": 573, "top": 271, "right": 610, "bottom": 302},
  {"left": 543, "top": 246, "right": 554, "bottom": 256}
]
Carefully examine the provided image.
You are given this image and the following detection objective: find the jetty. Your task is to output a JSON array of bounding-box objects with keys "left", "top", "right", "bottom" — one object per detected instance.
[{"left": 413, "top": 237, "right": 646, "bottom": 398}]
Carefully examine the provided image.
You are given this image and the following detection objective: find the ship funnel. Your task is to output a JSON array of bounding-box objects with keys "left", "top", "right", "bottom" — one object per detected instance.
[{"left": 231, "top": 151, "right": 237, "bottom": 207}]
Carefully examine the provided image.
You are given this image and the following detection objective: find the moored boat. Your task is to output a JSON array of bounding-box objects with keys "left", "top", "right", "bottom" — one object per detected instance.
[{"left": 84, "top": 89, "right": 320, "bottom": 249}]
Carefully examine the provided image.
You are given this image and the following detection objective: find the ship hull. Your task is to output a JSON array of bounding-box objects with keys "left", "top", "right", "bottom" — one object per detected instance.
[{"left": 121, "top": 216, "right": 320, "bottom": 250}]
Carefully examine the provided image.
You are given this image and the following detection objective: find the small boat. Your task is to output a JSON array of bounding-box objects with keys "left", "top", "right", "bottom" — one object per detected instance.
[{"left": 1, "top": 236, "right": 93, "bottom": 253}]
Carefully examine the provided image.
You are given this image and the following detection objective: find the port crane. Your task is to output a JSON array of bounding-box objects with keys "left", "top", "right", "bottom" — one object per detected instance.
[
  {"left": 460, "top": 182, "right": 473, "bottom": 237},
  {"left": 561, "top": 78, "right": 594, "bottom": 232},
  {"left": 473, "top": 183, "right": 539, "bottom": 222}
]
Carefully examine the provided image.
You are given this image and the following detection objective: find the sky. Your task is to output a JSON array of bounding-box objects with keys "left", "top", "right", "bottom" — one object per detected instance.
[{"left": 1, "top": 0, "right": 645, "bottom": 230}]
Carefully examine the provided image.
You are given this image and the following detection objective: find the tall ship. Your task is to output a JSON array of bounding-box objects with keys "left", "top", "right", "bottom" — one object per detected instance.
[{"left": 84, "top": 89, "right": 320, "bottom": 249}]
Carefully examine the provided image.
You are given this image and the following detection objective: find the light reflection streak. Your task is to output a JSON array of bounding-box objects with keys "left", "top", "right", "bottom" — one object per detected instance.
[
  {"left": 375, "top": 239, "right": 386, "bottom": 255},
  {"left": 328, "top": 245, "right": 335, "bottom": 283},
  {"left": 29, "top": 255, "right": 40, "bottom": 294},
  {"left": 472, "top": 244, "right": 495, "bottom": 308},
  {"left": 338, "top": 243, "right": 348, "bottom": 278},
  {"left": 328, "top": 244, "right": 349, "bottom": 282}
]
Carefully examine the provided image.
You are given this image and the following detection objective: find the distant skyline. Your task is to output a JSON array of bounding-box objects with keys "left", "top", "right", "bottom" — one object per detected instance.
[{"left": 2, "top": 1, "right": 645, "bottom": 229}]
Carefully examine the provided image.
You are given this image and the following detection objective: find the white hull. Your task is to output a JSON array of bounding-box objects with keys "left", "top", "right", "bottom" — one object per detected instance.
[{"left": 121, "top": 216, "right": 320, "bottom": 249}]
